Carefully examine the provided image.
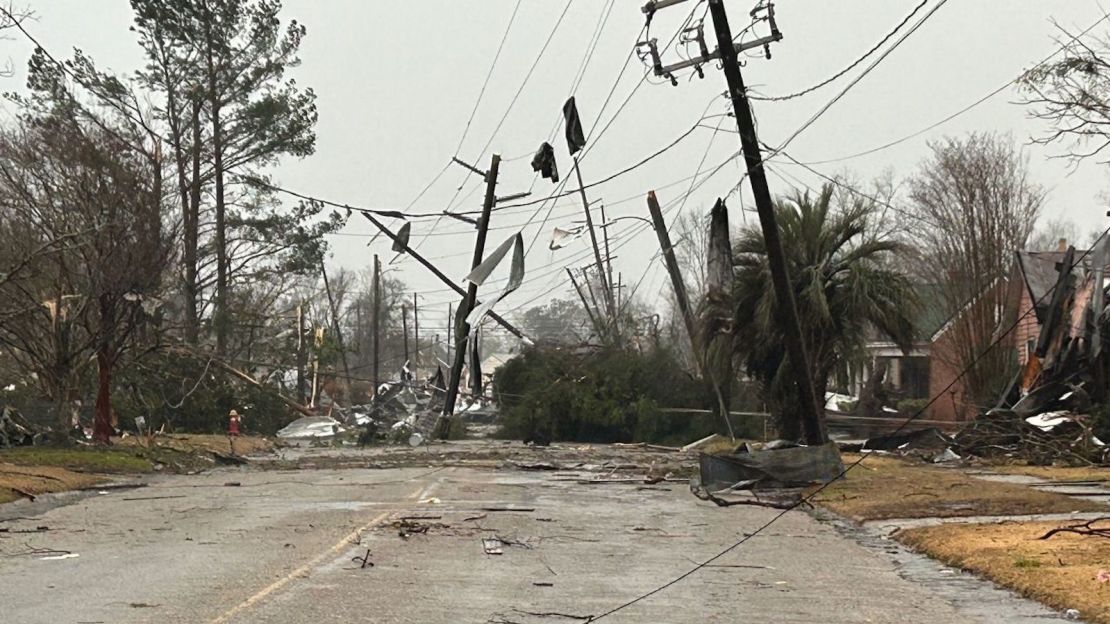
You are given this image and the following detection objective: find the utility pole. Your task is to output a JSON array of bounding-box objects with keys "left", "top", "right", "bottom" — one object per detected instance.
[
  {"left": 568, "top": 267, "right": 605, "bottom": 340},
  {"left": 447, "top": 303, "right": 453, "bottom": 366},
  {"left": 599, "top": 202, "right": 615, "bottom": 304},
  {"left": 441, "top": 154, "right": 501, "bottom": 437},
  {"left": 296, "top": 301, "right": 306, "bottom": 404},
  {"left": 573, "top": 158, "right": 617, "bottom": 333},
  {"left": 705, "top": 0, "right": 823, "bottom": 444},
  {"left": 648, "top": 190, "right": 702, "bottom": 375},
  {"left": 639, "top": 0, "right": 824, "bottom": 444},
  {"left": 402, "top": 304, "right": 410, "bottom": 365},
  {"left": 372, "top": 253, "right": 381, "bottom": 402},
  {"left": 706, "top": 199, "right": 735, "bottom": 438},
  {"left": 412, "top": 293, "right": 420, "bottom": 371}
]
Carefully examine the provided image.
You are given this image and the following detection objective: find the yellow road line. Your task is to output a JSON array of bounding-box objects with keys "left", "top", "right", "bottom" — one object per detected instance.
[{"left": 210, "top": 479, "right": 437, "bottom": 624}]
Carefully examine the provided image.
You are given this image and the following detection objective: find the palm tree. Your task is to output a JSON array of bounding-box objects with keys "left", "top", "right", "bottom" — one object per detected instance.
[{"left": 731, "top": 184, "right": 917, "bottom": 440}]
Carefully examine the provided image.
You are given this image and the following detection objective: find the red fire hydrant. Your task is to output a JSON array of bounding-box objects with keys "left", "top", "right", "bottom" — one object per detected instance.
[{"left": 228, "top": 409, "right": 241, "bottom": 437}]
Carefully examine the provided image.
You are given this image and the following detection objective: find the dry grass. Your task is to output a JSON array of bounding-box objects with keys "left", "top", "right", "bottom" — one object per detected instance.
[
  {"left": 979, "top": 464, "right": 1110, "bottom": 485},
  {"left": 899, "top": 521, "right": 1110, "bottom": 624},
  {"left": 813, "top": 454, "right": 1106, "bottom": 522},
  {"left": 0, "top": 462, "right": 103, "bottom": 504},
  {"left": 113, "top": 433, "right": 273, "bottom": 456}
]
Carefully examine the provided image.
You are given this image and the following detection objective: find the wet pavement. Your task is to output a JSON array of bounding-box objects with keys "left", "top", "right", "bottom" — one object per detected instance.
[{"left": 0, "top": 456, "right": 1086, "bottom": 623}]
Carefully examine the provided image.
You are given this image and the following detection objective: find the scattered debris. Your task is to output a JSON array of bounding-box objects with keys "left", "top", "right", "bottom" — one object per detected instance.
[
  {"left": 276, "top": 416, "right": 347, "bottom": 439},
  {"left": 351, "top": 549, "right": 374, "bottom": 568},
  {"left": 532, "top": 581, "right": 554, "bottom": 587},
  {"left": 1038, "top": 516, "right": 1110, "bottom": 541},
  {"left": 863, "top": 428, "right": 952, "bottom": 453},
  {"left": 38, "top": 552, "right": 79, "bottom": 561},
  {"left": 482, "top": 538, "right": 504, "bottom": 555}
]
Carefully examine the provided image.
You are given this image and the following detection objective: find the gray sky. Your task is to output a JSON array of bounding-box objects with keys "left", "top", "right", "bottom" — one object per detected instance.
[{"left": 12, "top": 1, "right": 1110, "bottom": 342}]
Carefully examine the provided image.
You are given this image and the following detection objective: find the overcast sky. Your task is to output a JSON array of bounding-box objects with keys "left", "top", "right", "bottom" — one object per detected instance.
[{"left": 11, "top": 1, "right": 1110, "bottom": 343}]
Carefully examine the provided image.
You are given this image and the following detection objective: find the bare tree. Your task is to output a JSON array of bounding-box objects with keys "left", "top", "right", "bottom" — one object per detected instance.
[
  {"left": 1021, "top": 22, "right": 1110, "bottom": 163},
  {"left": 908, "top": 132, "right": 1044, "bottom": 412},
  {"left": 0, "top": 108, "right": 170, "bottom": 440}
]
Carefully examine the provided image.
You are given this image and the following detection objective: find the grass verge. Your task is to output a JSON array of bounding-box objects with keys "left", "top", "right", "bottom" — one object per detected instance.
[
  {"left": 812, "top": 454, "right": 1106, "bottom": 522},
  {"left": 0, "top": 462, "right": 105, "bottom": 504},
  {"left": 898, "top": 521, "right": 1110, "bottom": 624},
  {"left": 0, "top": 446, "right": 152, "bottom": 474}
]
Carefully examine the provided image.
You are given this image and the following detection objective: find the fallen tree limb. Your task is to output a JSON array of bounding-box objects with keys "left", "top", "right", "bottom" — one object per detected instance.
[{"left": 1038, "top": 517, "right": 1110, "bottom": 540}]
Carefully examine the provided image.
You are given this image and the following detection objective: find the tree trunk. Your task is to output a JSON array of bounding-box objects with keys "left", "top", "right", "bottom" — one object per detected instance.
[
  {"left": 184, "top": 99, "right": 202, "bottom": 344},
  {"left": 93, "top": 349, "right": 113, "bottom": 444},
  {"left": 203, "top": 3, "right": 228, "bottom": 355}
]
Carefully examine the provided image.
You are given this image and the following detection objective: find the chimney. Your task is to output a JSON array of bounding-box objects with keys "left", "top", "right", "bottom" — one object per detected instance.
[{"left": 1058, "top": 237, "right": 1068, "bottom": 251}]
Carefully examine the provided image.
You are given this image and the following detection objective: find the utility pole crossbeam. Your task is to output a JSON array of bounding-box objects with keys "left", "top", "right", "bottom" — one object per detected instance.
[
  {"left": 358, "top": 213, "right": 526, "bottom": 340},
  {"left": 705, "top": 0, "right": 825, "bottom": 444},
  {"left": 440, "top": 154, "right": 501, "bottom": 438}
]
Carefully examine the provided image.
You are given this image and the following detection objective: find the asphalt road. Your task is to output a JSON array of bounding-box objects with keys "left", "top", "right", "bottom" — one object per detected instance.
[{"left": 0, "top": 461, "right": 1077, "bottom": 623}]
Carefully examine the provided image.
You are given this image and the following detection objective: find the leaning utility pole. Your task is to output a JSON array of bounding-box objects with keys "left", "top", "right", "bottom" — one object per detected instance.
[
  {"left": 372, "top": 253, "right": 381, "bottom": 401},
  {"left": 640, "top": 0, "right": 824, "bottom": 444},
  {"left": 647, "top": 191, "right": 696, "bottom": 349},
  {"left": 441, "top": 154, "right": 501, "bottom": 436},
  {"left": 573, "top": 159, "right": 617, "bottom": 334},
  {"left": 447, "top": 303, "right": 453, "bottom": 364},
  {"left": 704, "top": 0, "right": 824, "bottom": 444}
]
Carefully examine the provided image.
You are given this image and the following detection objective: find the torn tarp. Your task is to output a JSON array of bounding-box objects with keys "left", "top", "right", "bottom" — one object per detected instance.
[
  {"left": 549, "top": 225, "right": 585, "bottom": 251},
  {"left": 530, "top": 141, "right": 559, "bottom": 183},
  {"left": 698, "top": 442, "right": 844, "bottom": 491},
  {"left": 466, "top": 233, "right": 524, "bottom": 326},
  {"left": 563, "top": 97, "right": 586, "bottom": 156}
]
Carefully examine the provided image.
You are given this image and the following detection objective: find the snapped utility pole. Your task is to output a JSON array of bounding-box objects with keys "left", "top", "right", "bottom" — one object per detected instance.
[
  {"left": 440, "top": 154, "right": 501, "bottom": 437},
  {"left": 321, "top": 262, "right": 352, "bottom": 404}
]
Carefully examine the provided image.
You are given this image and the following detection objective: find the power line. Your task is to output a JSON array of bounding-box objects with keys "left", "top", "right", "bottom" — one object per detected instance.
[
  {"left": 749, "top": 0, "right": 929, "bottom": 102},
  {"left": 769, "top": 0, "right": 951, "bottom": 157},
  {"left": 587, "top": 226, "right": 1110, "bottom": 622},
  {"left": 453, "top": 0, "right": 524, "bottom": 158},
  {"left": 786, "top": 8, "right": 1110, "bottom": 166}
]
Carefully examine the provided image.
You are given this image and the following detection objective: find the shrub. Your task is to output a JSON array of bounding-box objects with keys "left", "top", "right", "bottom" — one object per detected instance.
[{"left": 492, "top": 345, "right": 759, "bottom": 445}]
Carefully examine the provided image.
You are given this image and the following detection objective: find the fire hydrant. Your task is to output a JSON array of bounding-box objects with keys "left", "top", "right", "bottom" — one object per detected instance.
[{"left": 228, "top": 409, "right": 241, "bottom": 437}]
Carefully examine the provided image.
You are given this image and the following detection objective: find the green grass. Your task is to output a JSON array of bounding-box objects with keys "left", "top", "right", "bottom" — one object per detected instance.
[{"left": 0, "top": 446, "right": 153, "bottom": 474}]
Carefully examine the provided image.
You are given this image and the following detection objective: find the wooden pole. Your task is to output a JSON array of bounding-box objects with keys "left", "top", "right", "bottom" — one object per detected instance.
[
  {"left": 572, "top": 156, "right": 616, "bottom": 329},
  {"left": 295, "top": 301, "right": 306, "bottom": 404},
  {"left": 706, "top": 199, "right": 735, "bottom": 438},
  {"left": 373, "top": 253, "right": 381, "bottom": 401},
  {"left": 442, "top": 154, "right": 500, "bottom": 435},
  {"left": 402, "top": 304, "right": 410, "bottom": 365},
  {"left": 647, "top": 191, "right": 696, "bottom": 347},
  {"left": 708, "top": 0, "right": 824, "bottom": 443},
  {"left": 568, "top": 268, "right": 604, "bottom": 340},
  {"left": 413, "top": 292, "right": 420, "bottom": 371}
]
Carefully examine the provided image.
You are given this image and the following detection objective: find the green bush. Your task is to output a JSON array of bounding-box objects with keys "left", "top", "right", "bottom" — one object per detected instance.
[
  {"left": 492, "top": 345, "right": 760, "bottom": 445},
  {"left": 896, "top": 398, "right": 930, "bottom": 418}
]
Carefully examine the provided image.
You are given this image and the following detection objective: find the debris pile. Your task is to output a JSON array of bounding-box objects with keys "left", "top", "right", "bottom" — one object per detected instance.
[
  {"left": 692, "top": 440, "right": 844, "bottom": 508},
  {"left": 957, "top": 244, "right": 1110, "bottom": 465},
  {"left": 0, "top": 406, "right": 40, "bottom": 447}
]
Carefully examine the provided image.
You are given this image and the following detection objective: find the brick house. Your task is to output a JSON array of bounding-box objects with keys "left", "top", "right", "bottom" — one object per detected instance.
[{"left": 853, "top": 284, "right": 973, "bottom": 423}]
